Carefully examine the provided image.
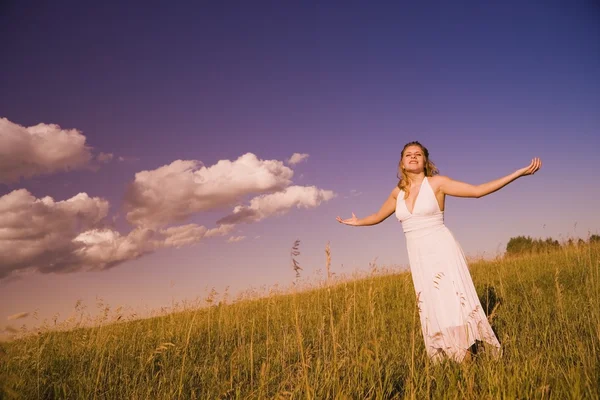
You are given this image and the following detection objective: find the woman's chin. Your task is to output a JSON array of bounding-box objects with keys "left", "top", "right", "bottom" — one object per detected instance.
[{"left": 404, "top": 166, "right": 424, "bottom": 174}]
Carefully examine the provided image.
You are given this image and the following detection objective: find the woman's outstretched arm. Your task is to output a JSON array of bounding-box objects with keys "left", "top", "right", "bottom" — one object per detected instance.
[
  {"left": 438, "top": 157, "right": 542, "bottom": 198},
  {"left": 337, "top": 187, "right": 400, "bottom": 226}
]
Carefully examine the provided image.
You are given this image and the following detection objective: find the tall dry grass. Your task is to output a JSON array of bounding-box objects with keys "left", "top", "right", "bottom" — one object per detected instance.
[{"left": 0, "top": 242, "right": 599, "bottom": 399}]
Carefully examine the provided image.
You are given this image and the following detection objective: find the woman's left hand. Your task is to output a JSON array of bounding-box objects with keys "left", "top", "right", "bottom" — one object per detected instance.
[{"left": 518, "top": 157, "right": 542, "bottom": 177}]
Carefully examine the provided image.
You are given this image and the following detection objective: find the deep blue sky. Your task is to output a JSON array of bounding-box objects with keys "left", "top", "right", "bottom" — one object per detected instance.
[{"left": 1, "top": 1, "right": 599, "bottom": 335}]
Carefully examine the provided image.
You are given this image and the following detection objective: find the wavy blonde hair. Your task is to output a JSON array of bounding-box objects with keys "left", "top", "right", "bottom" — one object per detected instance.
[{"left": 397, "top": 141, "right": 439, "bottom": 198}]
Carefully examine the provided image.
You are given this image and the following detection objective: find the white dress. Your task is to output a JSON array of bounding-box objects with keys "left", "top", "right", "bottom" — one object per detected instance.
[{"left": 395, "top": 177, "right": 501, "bottom": 362}]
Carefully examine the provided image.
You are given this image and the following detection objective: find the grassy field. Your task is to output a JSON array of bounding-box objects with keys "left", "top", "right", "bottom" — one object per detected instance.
[{"left": 1, "top": 242, "right": 599, "bottom": 399}]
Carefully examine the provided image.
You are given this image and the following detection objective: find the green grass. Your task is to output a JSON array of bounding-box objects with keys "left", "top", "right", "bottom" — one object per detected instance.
[{"left": 1, "top": 243, "right": 599, "bottom": 399}]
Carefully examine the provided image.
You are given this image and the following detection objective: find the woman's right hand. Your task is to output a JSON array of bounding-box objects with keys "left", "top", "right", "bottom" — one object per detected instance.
[{"left": 336, "top": 212, "right": 359, "bottom": 226}]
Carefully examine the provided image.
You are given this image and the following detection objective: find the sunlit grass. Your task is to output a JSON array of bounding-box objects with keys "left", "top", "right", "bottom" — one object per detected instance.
[{"left": 1, "top": 242, "right": 598, "bottom": 399}]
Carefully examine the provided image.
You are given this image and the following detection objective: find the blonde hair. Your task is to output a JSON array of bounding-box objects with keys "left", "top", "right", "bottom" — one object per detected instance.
[{"left": 397, "top": 141, "right": 439, "bottom": 198}]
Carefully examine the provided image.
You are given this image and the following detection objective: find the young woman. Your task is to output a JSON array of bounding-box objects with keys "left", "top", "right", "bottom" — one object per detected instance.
[{"left": 336, "top": 141, "right": 541, "bottom": 362}]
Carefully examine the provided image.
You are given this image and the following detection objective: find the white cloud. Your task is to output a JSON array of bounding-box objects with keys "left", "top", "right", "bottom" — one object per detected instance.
[
  {"left": 0, "top": 189, "right": 109, "bottom": 279},
  {"left": 124, "top": 153, "right": 294, "bottom": 228},
  {"left": 0, "top": 190, "right": 232, "bottom": 280},
  {"left": 73, "top": 228, "right": 159, "bottom": 269},
  {"left": 0, "top": 149, "right": 335, "bottom": 279},
  {"left": 217, "top": 185, "right": 336, "bottom": 225},
  {"left": 205, "top": 224, "right": 235, "bottom": 238},
  {"left": 227, "top": 236, "right": 246, "bottom": 243},
  {"left": 73, "top": 222, "right": 234, "bottom": 269},
  {"left": 287, "top": 153, "right": 309, "bottom": 166},
  {"left": 0, "top": 117, "right": 94, "bottom": 183},
  {"left": 158, "top": 224, "right": 208, "bottom": 248}
]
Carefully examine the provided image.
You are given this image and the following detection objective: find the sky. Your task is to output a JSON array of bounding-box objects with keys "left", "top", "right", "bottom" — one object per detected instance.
[{"left": 1, "top": 0, "right": 599, "bottom": 338}]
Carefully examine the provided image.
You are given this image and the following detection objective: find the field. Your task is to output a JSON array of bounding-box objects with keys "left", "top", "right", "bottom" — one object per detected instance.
[{"left": 1, "top": 243, "right": 599, "bottom": 399}]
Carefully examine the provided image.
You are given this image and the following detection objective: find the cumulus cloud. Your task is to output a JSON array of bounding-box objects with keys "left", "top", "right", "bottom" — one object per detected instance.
[
  {"left": 124, "top": 153, "right": 294, "bottom": 228},
  {"left": 0, "top": 190, "right": 231, "bottom": 280},
  {"left": 205, "top": 224, "right": 235, "bottom": 238},
  {"left": 158, "top": 224, "right": 207, "bottom": 248},
  {"left": 227, "top": 236, "right": 246, "bottom": 243},
  {"left": 77, "top": 222, "right": 234, "bottom": 269},
  {"left": 217, "top": 185, "right": 336, "bottom": 225},
  {"left": 72, "top": 228, "right": 159, "bottom": 269},
  {"left": 72, "top": 222, "right": 230, "bottom": 269},
  {"left": 287, "top": 153, "right": 309, "bottom": 165},
  {"left": 0, "top": 189, "right": 108, "bottom": 278},
  {"left": 0, "top": 149, "right": 335, "bottom": 279},
  {"left": 0, "top": 117, "right": 94, "bottom": 183}
]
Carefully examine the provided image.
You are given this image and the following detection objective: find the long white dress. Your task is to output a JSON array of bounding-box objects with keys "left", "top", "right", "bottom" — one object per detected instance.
[{"left": 395, "top": 177, "right": 501, "bottom": 362}]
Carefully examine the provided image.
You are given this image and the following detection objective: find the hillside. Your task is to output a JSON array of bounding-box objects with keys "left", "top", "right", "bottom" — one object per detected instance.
[{"left": 1, "top": 243, "right": 599, "bottom": 399}]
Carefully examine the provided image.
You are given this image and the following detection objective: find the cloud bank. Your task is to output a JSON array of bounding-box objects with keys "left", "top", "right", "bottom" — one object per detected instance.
[
  {"left": 0, "top": 190, "right": 231, "bottom": 280},
  {"left": 0, "top": 139, "right": 333, "bottom": 279}
]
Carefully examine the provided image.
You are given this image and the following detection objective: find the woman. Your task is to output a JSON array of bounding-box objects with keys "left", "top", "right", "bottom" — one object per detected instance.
[{"left": 336, "top": 141, "right": 541, "bottom": 362}]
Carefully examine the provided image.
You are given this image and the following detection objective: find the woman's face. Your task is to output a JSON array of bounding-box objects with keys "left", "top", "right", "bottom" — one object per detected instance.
[{"left": 401, "top": 145, "right": 425, "bottom": 173}]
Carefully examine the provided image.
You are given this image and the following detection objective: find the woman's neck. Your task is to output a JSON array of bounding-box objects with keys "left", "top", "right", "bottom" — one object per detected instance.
[{"left": 406, "top": 172, "right": 425, "bottom": 186}]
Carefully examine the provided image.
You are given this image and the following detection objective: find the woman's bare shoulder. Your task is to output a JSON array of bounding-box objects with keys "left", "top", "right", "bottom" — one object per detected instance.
[
  {"left": 428, "top": 175, "right": 450, "bottom": 182},
  {"left": 427, "top": 175, "right": 450, "bottom": 188},
  {"left": 428, "top": 175, "right": 452, "bottom": 194}
]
